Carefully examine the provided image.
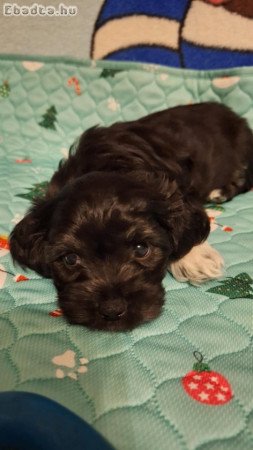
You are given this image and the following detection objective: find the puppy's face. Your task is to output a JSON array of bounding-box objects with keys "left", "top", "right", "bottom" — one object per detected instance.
[
  {"left": 47, "top": 173, "right": 172, "bottom": 331},
  {"left": 10, "top": 172, "right": 210, "bottom": 331}
]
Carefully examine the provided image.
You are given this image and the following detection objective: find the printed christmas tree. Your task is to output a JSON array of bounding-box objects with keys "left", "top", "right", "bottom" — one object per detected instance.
[
  {"left": 0, "top": 81, "right": 10, "bottom": 98},
  {"left": 207, "top": 273, "right": 253, "bottom": 299},
  {"left": 100, "top": 68, "right": 124, "bottom": 78},
  {"left": 39, "top": 106, "right": 57, "bottom": 130},
  {"left": 205, "top": 203, "right": 225, "bottom": 213},
  {"left": 16, "top": 181, "right": 49, "bottom": 201}
]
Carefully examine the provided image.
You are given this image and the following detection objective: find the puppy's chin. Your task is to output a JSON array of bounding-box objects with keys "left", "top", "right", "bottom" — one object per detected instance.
[{"left": 57, "top": 284, "right": 165, "bottom": 332}]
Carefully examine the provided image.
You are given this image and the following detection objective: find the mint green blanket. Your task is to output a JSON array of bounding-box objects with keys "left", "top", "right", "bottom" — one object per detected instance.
[{"left": 0, "top": 56, "right": 253, "bottom": 450}]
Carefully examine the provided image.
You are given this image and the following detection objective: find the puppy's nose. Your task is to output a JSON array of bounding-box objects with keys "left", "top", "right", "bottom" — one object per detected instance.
[
  {"left": 99, "top": 299, "right": 127, "bottom": 321},
  {"left": 102, "top": 310, "right": 125, "bottom": 321}
]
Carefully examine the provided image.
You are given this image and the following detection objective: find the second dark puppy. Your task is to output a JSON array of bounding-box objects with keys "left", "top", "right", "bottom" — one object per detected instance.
[{"left": 10, "top": 103, "right": 253, "bottom": 331}]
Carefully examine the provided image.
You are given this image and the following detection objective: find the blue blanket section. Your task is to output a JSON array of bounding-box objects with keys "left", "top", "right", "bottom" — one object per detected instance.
[
  {"left": 93, "top": 0, "right": 253, "bottom": 69},
  {"left": 181, "top": 43, "right": 253, "bottom": 70},
  {"left": 96, "top": 0, "right": 190, "bottom": 26},
  {"left": 105, "top": 47, "right": 181, "bottom": 67},
  {"left": 0, "top": 392, "right": 114, "bottom": 450}
]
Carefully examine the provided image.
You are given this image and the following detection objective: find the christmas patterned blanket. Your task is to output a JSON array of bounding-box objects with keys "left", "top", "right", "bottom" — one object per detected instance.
[{"left": 0, "top": 55, "right": 253, "bottom": 450}]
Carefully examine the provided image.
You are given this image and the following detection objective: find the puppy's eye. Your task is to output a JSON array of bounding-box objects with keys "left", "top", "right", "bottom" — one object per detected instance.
[
  {"left": 134, "top": 243, "right": 150, "bottom": 259},
  {"left": 63, "top": 253, "right": 80, "bottom": 266}
]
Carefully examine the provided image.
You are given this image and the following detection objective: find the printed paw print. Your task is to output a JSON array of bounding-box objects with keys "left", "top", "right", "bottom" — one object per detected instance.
[
  {"left": 107, "top": 97, "right": 120, "bottom": 112},
  {"left": 52, "top": 350, "right": 89, "bottom": 380}
]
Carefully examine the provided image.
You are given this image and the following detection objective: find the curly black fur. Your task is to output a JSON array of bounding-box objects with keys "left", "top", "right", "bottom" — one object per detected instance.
[{"left": 10, "top": 103, "right": 253, "bottom": 331}]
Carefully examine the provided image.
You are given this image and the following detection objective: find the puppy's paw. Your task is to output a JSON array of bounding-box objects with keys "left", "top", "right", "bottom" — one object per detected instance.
[
  {"left": 207, "top": 189, "right": 227, "bottom": 204},
  {"left": 169, "top": 241, "right": 224, "bottom": 285}
]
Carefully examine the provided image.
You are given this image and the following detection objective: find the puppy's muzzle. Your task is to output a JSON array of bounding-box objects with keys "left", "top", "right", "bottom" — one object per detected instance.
[{"left": 99, "top": 298, "right": 127, "bottom": 321}]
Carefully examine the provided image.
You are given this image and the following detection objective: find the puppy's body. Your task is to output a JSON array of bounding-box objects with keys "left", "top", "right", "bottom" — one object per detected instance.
[
  {"left": 49, "top": 102, "right": 253, "bottom": 202},
  {"left": 10, "top": 103, "right": 253, "bottom": 331}
]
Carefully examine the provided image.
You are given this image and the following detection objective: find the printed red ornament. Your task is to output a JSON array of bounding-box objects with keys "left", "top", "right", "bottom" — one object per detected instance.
[
  {"left": 0, "top": 267, "right": 29, "bottom": 284},
  {"left": 49, "top": 309, "right": 63, "bottom": 317},
  {"left": 14, "top": 274, "right": 29, "bottom": 282},
  {"left": 222, "top": 226, "right": 233, "bottom": 232},
  {"left": 0, "top": 235, "right": 9, "bottom": 250},
  {"left": 182, "top": 352, "right": 233, "bottom": 406}
]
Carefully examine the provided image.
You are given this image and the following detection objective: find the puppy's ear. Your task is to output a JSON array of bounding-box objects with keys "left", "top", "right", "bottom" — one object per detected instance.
[
  {"left": 9, "top": 197, "right": 56, "bottom": 277},
  {"left": 149, "top": 174, "right": 210, "bottom": 261}
]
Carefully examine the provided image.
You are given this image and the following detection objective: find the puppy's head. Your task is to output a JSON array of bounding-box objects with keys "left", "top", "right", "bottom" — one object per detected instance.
[{"left": 10, "top": 172, "right": 209, "bottom": 331}]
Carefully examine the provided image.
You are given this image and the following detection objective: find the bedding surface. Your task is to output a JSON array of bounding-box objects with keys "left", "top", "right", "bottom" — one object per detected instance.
[{"left": 0, "top": 56, "right": 253, "bottom": 450}]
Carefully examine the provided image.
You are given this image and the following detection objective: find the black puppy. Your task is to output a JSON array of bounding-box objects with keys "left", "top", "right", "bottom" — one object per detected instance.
[{"left": 10, "top": 103, "right": 253, "bottom": 331}]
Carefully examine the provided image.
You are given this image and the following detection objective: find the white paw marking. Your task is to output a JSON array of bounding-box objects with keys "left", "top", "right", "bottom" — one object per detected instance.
[
  {"left": 56, "top": 368, "right": 65, "bottom": 379},
  {"left": 169, "top": 241, "right": 224, "bottom": 285},
  {"left": 52, "top": 350, "right": 75, "bottom": 368},
  {"left": 78, "top": 366, "right": 88, "bottom": 374},
  {"left": 208, "top": 189, "right": 227, "bottom": 203},
  {"left": 208, "top": 189, "right": 222, "bottom": 201},
  {"left": 52, "top": 350, "right": 89, "bottom": 380},
  {"left": 79, "top": 357, "right": 89, "bottom": 365},
  {"left": 68, "top": 372, "right": 78, "bottom": 380}
]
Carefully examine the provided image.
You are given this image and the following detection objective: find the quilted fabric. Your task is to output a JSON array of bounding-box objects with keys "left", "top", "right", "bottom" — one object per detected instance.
[{"left": 0, "top": 55, "right": 253, "bottom": 450}]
